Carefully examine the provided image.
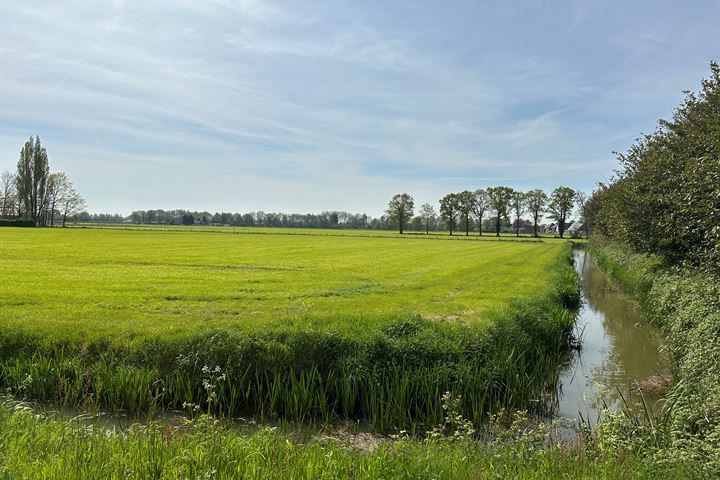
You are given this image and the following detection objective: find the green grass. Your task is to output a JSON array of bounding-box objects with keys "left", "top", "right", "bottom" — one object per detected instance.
[
  {"left": 70, "top": 222, "right": 576, "bottom": 243},
  {"left": 0, "top": 401, "right": 692, "bottom": 480},
  {"left": 0, "top": 227, "right": 580, "bottom": 430},
  {"left": 1, "top": 227, "right": 567, "bottom": 341}
]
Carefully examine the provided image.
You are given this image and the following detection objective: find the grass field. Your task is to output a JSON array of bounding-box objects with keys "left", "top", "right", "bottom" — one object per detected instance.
[
  {"left": 0, "top": 227, "right": 579, "bottom": 431},
  {"left": 2, "top": 227, "right": 566, "bottom": 341}
]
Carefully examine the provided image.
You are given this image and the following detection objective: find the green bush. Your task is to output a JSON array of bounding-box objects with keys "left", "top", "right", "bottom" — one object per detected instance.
[{"left": 0, "top": 218, "right": 34, "bottom": 227}]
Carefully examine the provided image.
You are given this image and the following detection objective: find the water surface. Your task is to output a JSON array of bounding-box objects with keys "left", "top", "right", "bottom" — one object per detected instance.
[{"left": 556, "top": 250, "right": 670, "bottom": 424}]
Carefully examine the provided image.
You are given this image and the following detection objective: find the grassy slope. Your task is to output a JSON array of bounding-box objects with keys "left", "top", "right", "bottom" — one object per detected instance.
[{"left": 0, "top": 227, "right": 579, "bottom": 430}]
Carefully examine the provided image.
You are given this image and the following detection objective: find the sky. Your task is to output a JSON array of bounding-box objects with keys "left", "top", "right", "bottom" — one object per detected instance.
[{"left": 1, "top": 1, "right": 719, "bottom": 216}]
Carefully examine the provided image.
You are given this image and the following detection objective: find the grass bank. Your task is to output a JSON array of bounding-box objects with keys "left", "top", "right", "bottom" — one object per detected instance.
[
  {"left": 0, "top": 399, "right": 690, "bottom": 480},
  {"left": 0, "top": 228, "right": 579, "bottom": 431},
  {"left": 589, "top": 239, "right": 720, "bottom": 476}
]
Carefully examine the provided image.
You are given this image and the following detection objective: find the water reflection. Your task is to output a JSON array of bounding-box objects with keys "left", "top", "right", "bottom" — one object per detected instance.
[{"left": 556, "top": 250, "right": 669, "bottom": 424}]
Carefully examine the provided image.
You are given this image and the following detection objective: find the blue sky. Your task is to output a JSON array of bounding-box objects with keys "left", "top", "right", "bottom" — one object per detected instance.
[{"left": 1, "top": 1, "right": 719, "bottom": 216}]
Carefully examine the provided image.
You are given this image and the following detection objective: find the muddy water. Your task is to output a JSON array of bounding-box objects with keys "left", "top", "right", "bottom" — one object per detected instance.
[{"left": 556, "top": 249, "right": 670, "bottom": 424}]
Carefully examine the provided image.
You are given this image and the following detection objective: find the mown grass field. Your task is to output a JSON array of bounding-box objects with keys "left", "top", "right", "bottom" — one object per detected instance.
[
  {"left": 0, "top": 227, "right": 579, "bottom": 431},
  {"left": 2, "top": 227, "right": 564, "bottom": 341}
]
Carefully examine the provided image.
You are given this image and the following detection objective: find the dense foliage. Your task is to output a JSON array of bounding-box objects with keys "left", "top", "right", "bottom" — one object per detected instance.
[{"left": 589, "top": 62, "right": 720, "bottom": 274}]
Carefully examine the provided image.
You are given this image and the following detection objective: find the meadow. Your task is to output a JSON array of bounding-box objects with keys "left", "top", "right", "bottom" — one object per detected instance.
[{"left": 0, "top": 227, "right": 579, "bottom": 431}]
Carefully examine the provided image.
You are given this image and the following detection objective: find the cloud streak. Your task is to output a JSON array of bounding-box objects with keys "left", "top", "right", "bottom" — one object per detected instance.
[{"left": 1, "top": 0, "right": 718, "bottom": 215}]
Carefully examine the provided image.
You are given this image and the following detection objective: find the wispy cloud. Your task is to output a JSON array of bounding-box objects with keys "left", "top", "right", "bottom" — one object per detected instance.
[{"left": 1, "top": 0, "right": 718, "bottom": 215}]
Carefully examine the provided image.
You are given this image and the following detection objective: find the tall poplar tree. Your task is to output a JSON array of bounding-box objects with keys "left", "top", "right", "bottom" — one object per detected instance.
[{"left": 16, "top": 136, "right": 50, "bottom": 225}]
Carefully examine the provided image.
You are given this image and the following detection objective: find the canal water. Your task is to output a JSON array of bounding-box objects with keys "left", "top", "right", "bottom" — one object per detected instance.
[{"left": 555, "top": 249, "right": 670, "bottom": 424}]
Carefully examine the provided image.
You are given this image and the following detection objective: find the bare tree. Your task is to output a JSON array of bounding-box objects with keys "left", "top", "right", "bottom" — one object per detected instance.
[
  {"left": 1, "top": 171, "right": 17, "bottom": 219},
  {"left": 419, "top": 203, "right": 436, "bottom": 234},
  {"left": 575, "top": 191, "right": 589, "bottom": 239}
]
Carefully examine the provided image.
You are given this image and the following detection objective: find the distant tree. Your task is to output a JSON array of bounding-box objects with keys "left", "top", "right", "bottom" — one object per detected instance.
[
  {"left": 410, "top": 216, "right": 423, "bottom": 231},
  {"left": 472, "top": 189, "right": 489, "bottom": 236},
  {"left": 57, "top": 181, "right": 85, "bottom": 227},
  {"left": 547, "top": 187, "right": 577, "bottom": 238},
  {"left": 419, "top": 203, "right": 436, "bottom": 234},
  {"left": 329, "top": 212, "right": 339, "bottom": 227},
  {"left": 181, "top": 214, "right": 194, "bottom": 225},
  {"left": 575, "top": 191, "right": 589, "bottom": 238},
  {"left": 385, "top": 193, "right": 415, "bottom": 234},
  {"left": 440, "top": 193, "right": 460, "bottom": 235},
  {"left": 1, "top": 171, "right": 17, "bottom": 218},
  {"left": 45, "top": 172, "right": 69, "bottom": 227},
  {"left": 457, "top": 190, "right": 475, "bottom": 236},
  {"left": 510, "top": 190, "right": 527, "bottom": 237},
  {"left": 486, "top": 186, "right": 514, "bottom": 237},
  {"left": 16, "top": 136, "right": 50, "bottom": 225},
  {"left": 525, "top": 189, "right": 547, "bottom": 237}
]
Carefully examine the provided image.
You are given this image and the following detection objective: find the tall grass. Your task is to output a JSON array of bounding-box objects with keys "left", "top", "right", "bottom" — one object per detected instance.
[{"left": 0, "top": 400, "right": 690, "bottom": 480}]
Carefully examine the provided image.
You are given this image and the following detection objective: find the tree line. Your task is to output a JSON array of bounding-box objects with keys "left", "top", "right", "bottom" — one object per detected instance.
[
  {"left": 121, "top": 209, "right": 395, "bottom": 230},
  {"left": 385, "top": 186, "right": 584, "bottom": 238},
  {"left": 0, "top": 137, "right": 85, "bottom": 227},
  {"left": 586, "top": 62, "right": 720, "bottom": 274}
]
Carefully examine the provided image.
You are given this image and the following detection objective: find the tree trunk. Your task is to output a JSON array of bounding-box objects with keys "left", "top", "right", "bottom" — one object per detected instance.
[
  {"left": 62, "top": 211, "right": 67, "bottom": 227},
  {"left": 426, "top": 221, "right": 429, "bottom": 234},
  {"left": 533, "top": 214, "right": 538, "bottom": 237},
  {"left": 465, "top": 215, "right": 469, "bottom": 236},
  {"left": 495, "top": 215, "right": 500, "bottom": 237}
]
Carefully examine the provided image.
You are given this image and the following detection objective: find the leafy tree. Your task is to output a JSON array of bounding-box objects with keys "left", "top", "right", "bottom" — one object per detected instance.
[
  {"left": 591, "top": 62, "right": 720, "bottom": 272},
  {"left": 547, "top": 187, "right": 576, "bottom": 238},
  {"left": 525, "top": 189, "right": 547, "bottom": 237},
  {"left": 486, "top": 186, "right": 514, "bottom": 237},
  {"left": 440, "top": 193, "right": 459, "bottom": 235},
  {"left": 457, "top": 190, "right": 475, "bottom": 236},
  {"left": 510, "top": 190, "right": 527, "bottom": 237},
  {"left": 472, "top": 189, "right": 489, "bottom": 236},
  {"left": 419, "top": 203, "right": 436, "bottom": 234},
  {"left": 15, "top": 136, "right": 49, "bottom": 225},
  {"left": 385, "top": 193, "right": 414, "bottom": 234},
  {"left": 0, "top": 171, "right": 17, "bottom": 219}
]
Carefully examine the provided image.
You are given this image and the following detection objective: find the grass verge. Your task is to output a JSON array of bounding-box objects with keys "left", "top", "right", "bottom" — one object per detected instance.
[{"left": 589, "top": 238, "right": 720, "bottom": 476}]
